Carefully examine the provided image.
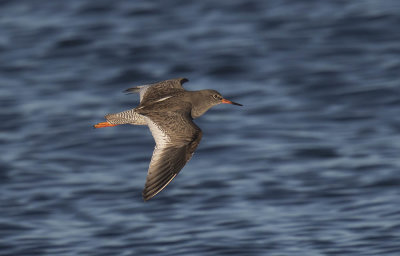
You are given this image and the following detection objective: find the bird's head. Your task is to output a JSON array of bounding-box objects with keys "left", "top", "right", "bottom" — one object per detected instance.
[{"left": 204, "top": 89, "right": 243, "bottom": 106}]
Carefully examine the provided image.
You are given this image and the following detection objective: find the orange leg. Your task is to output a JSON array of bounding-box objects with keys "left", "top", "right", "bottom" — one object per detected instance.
[{"left": 93, "top": 121, "right": 118, "bottom": 128}]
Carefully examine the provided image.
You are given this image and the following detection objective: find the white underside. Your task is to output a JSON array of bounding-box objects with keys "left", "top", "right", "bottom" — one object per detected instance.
[{"left": 145, "top": 117, "right": 170, "bottom": 148}]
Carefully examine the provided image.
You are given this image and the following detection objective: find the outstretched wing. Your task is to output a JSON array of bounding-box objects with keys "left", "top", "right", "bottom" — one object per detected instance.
[
  {"left": 141, "top": 108, "right": 202, "bottom": 201},
  {"left": 124, "top": 78, "right": 188, "bottom": 103}
]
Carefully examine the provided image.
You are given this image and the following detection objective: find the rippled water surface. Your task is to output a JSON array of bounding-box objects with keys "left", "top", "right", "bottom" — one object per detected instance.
[{"left": 1, "top": 0, "right": 400, "bottom": 255}]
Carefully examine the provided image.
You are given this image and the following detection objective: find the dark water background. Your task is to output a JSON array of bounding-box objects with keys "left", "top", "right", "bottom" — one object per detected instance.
[{"left": 1, "top": 0, "right": 400, "bottom": 255}]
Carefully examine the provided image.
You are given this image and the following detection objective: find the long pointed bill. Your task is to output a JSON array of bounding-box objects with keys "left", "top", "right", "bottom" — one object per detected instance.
[
  {"left": 94, "top": 121, "right": 118, "bottom": 128},
  {"left": 221, "top": 98, "right": 243, "bottom": 106}
]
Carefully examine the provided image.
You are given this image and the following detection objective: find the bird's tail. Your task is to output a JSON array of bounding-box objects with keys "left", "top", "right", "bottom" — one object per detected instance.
[{"left": 104, "top": 109, "right": 147, "bottom": 126}]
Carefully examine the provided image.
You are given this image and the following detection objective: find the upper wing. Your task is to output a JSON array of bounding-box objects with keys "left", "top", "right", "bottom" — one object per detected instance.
[
  {"left": 124, "top": 78, "right": 188, "bottom": 103},
  {"left": 141, "top": 109, "right": 202, "bottom": 201}
]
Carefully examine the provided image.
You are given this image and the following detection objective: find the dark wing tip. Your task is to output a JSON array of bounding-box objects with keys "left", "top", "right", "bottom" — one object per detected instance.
[
  {"left": 179, "top": 77, "right": 189, "bottom": 84},
  {"left": 123, "top": 89, "right": 133, "bottom": 94},
  {"left": 142, "top": 186, "right": 156, "bottom": 201},
  {"left": 142, "top": 188, "right": 159, "bottom": 201},
  {"left": 124, "top": 85, "right": 145, "bottom": 94},
  {"left": 142, "top": 191, "right": 157, "bottom": 201},
  {"left": 142, "top": 172, "right": 177, "bottom": 201},
  {"left": 142, "top": 194, "right": 151, "bottom": 201}
]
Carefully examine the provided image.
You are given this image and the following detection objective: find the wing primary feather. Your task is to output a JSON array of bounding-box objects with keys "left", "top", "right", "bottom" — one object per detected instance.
[
  {"left": 145, "top": 172, "right": 175, "bottom": 194},
  {"left": 145, "top": 167, "right": 172, "bottom": 188},
  {"left": 143, "top": 174, "right": 177, "bottom": 201}
]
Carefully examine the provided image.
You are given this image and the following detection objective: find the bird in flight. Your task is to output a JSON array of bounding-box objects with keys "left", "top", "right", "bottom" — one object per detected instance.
[{"left": 94, "top": 78, "right": 242, "bottom": 201}]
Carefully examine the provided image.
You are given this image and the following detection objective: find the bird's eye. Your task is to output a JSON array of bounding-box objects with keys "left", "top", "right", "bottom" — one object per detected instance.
[{"left": 213, "top": 94, "right": 221, "bottom": 100}]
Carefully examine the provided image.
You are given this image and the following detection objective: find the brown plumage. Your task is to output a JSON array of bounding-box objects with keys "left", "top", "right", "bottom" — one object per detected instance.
[{"left": 94, "top": 78, "right": 242, "bottom": 201}]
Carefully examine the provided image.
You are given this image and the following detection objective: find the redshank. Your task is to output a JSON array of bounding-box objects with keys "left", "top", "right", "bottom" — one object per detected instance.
[{"left": 94, "top": 78, "right": 242, "bottom": 201}]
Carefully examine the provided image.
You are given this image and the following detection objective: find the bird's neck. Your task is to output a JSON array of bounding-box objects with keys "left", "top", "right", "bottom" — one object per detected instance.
[{"left": 188, "top": 91, "right": 214, "bottom": 119}]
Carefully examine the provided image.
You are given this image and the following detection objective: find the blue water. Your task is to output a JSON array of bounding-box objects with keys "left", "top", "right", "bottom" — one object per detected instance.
[{"left": 1, "top": 0, "right": 400, "bottom": 255}]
